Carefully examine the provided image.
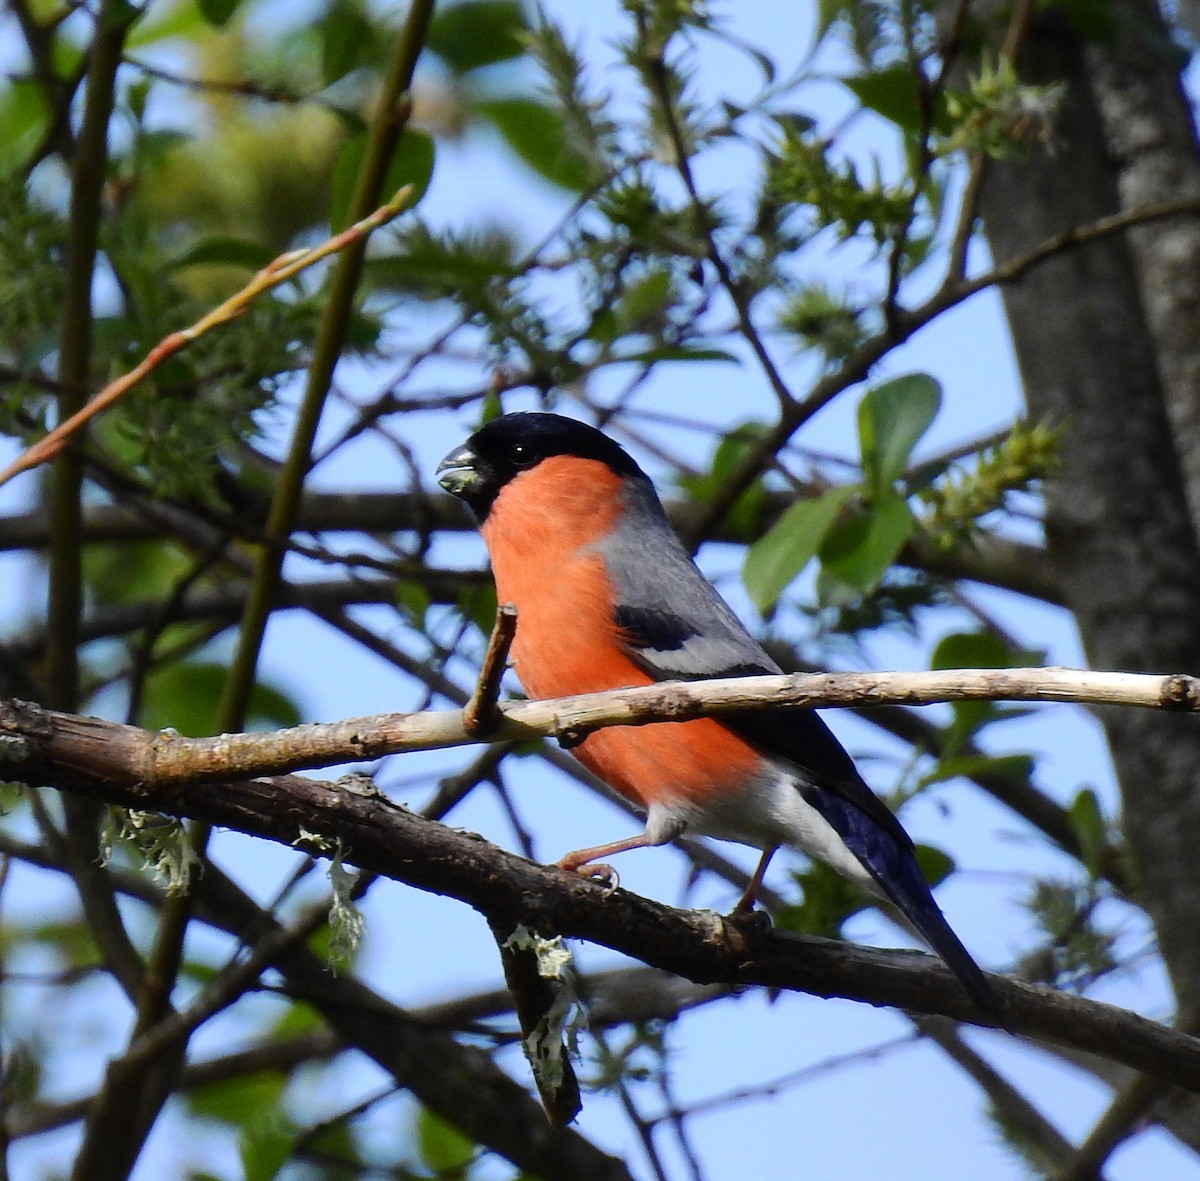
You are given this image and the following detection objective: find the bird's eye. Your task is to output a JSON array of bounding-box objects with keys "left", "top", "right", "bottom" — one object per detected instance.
[{"left": 508, "top": 442, "right": 538, "bottom": 468}]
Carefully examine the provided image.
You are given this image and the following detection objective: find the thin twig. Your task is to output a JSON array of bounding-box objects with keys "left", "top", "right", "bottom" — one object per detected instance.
[
  {"left": 9, "top": 1031, "right": 342, "bottom": 1139},
  {"left": 945, "top": 0, "right": 1039, "bottom": 280},
  {"left": 591, "top": 1028, "right": 672, "bottom": 1181},
  {"left": 640, "top": 27, "right": 796, "bottom": 412},
  {"left": 684, "top": 192, "right": 1200, "bottom": 547},
  {"left": 123, "top": 55, "right": 309, "bottom": 104},
  {"left": 464, "top": 605, "right": 518, "bottom": 736}
]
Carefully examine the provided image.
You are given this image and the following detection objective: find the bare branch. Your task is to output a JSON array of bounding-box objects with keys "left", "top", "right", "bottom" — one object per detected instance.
[
  {"left": 0, "top": 491, "right": 1059, "bottom": 601},
  {"left": 0, "top": 831, "right": 637, "bottom": 1181}
]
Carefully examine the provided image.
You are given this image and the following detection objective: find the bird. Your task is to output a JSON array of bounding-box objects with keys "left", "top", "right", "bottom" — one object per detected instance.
[{"left": 437, "top": 410, "right": 998, "bottom": 1019}]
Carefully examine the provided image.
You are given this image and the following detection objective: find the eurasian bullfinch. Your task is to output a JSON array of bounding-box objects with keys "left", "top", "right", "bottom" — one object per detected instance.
[{"left": 438, "top": 411, "right": 997, "bottom": 1018}]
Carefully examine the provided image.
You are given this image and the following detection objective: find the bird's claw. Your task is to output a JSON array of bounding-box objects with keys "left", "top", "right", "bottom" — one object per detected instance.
[
  {"left": 728, "top": 903, "right": 772, "bottom": 930},
  {"left": 576, "top": 863, "right": 619, "bottom": 894}
]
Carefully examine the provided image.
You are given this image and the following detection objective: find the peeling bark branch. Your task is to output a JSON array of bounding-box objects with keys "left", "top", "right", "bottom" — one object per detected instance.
[{"left": 4, "top": 749, "right": 1200, "bottom": 1091}]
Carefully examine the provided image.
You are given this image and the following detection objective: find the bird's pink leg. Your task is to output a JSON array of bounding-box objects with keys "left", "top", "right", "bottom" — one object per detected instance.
[
  {"left": 558, "top": 815, "right": 686, "bottom": 889},
  {"left": 732, "top": 847, "right": 777, "bottom": 915},
  {"left": 556, "top": 834, "right": 657, "bottom": 883}
]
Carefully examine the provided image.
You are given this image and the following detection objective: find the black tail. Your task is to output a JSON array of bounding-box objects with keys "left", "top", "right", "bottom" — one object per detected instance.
[
  {"left": 876, "top": 857, "right": 1003, "bottom": 1025},
  {"left": 806, "top": 786, "right": 1003, "bottom": 1023}
]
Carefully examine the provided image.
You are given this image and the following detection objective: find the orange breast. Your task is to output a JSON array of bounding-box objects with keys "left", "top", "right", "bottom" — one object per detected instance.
[{"left": 481, "top": 458, "right": 762, "bottom": 807}]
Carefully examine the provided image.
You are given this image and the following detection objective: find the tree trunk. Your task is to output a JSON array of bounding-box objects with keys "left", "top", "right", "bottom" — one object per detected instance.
[{"left": 976, "top": 3, "right": 1200, "bottom": 1009}]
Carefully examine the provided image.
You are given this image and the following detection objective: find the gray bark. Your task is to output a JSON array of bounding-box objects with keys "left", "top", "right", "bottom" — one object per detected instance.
[
  {"left": 976, "top": 4, "right": 1200, "bottom": 1009},
  {"left": 1084, "top": 0, "right": 1200, "bottom": 530}
]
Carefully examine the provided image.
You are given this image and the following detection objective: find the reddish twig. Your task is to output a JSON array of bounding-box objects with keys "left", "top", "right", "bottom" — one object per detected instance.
[{"left": 0, "top": 186, "right": 414, "bottom": 491}]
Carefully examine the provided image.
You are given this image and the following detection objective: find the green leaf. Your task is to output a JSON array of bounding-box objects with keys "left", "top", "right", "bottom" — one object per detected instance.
[
  {"left": 930, "top": 630, "right": 1014, "bottom": 670},
  {"left": 364, "top": 245, "right": 519, "bottom": 295},
  {"left": 814, "top": 565, "right": 863, "bottom": 609},
  {"left": 844, "top": 66, "right": 940, "bottom": 135},
  {"left": 477, "top": 98, "right": 596, "bottom": 192},
  {"left": 612, "top": 344, "right": 738, "bottom": 365},
  {"left": 240, "top": 1117, "right": 294, "bottom": 1181},
  {"left": 615, "top": 268, "right": 673, "bottom": 328},
  {"left": 913, "top": 843, "right": 955, "bottom": 888},
  {"left": 677, "top": 421, "right": 771, "bottom": 540},
  {"left": 774, "top": 860, "right": 868, "bottom": 938},
  {"left": 394, "top": 579, "right": 432, "bottom": 626},
  {"left": 84, "top": 539, "right": 191, "bottom": 607},
  {"left": 128, "top": 77, "right": 152, "bottom": 123},
  {"left": 929, "top": 631, "right": 1026, "bottom": 754},
  {"left": 330, "top": 129, "right": 434, "bottom": 231},
  {"left": 168, "top": 236, "right": 276, "bottom": 272},
  {"left": 139, "top": 663, "right": 303, "bottom": 735},
  {"left": 196, "top": 0, "right": 244, "bottom": 27},
  {"left": 320, "top": 0, "right": 375, "bottom": 85},
  {"left": 304, "top": 1120, "right": 362, "bottom": 1169},
  {"left": 457, "top": 581, "right": 499, "bottom": 636},
  {"left": 944, "top": 700, "right": 993, "bottom": 754},
  {"left": 126, "top": 1, "right": 208, "bottom": 49},
  {"left": 743, "top": 487, "right": 853, "bottom": 613},
  {"left": 417, "top": 1108, "right": 477, "bottom": 1174},
  {"left": 1069, "top": 787, "right": 1108, "bottom": 876},
  {"left": 269, "top": 1000, "right": 323, "bottom": 1041},
  {"left": 818, "top": 492, "right": 914, "bottom": 593},
  {"left": 11, "top": 918, "right": 93, "bottom": 968},
  {"left": 187, "top": 1071, "right": 287, "bottom": 1126},
  {"left": 858, "top": 373, "right": 941, "bottom": 496},
  {"left": 428, "top": 0, "right": 527, "bottom": 73},
  {"left": 0, "top": 79, "right": 50, "bottom": 171},
  {"left": 919, "top": 752, "right": 1036, "bottom": 789}
]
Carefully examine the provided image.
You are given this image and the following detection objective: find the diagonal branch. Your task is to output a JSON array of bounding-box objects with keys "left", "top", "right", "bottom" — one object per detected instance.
[
  {"left": 0, "top": 834, "right": 636, "bottom": 1181},
  {"left": 914, "top": 1015, "right": 1109, "bottom": 1180},
  {"left": 6, "top": 749, "right": 1200, "bottom": 1088},
  {"left": 683, "top": 194, "right": 1200, "bottom": 547}
]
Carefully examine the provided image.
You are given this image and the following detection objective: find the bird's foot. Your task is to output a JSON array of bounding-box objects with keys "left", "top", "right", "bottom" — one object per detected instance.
[
  {"left": 727, "top": 901, "right": 772, "bottom": 931},
  {"left": 571, "top": 862, "right": 620, "bottom": 894}
]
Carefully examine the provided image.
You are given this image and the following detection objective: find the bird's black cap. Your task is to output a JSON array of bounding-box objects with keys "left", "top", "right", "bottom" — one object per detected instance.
[{"left": 436, "top": 412, "right": 649, "bottom": 519}]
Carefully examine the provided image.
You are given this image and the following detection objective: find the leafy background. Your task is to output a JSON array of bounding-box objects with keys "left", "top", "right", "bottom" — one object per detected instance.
[{"left": 0, "top": 0, "right": 1194, "bottom": 1178}]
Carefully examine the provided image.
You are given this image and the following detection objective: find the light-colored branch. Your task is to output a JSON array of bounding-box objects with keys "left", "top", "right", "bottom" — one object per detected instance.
[{"left": 3, "top": 667, "right": 1191, "bottom": 790}]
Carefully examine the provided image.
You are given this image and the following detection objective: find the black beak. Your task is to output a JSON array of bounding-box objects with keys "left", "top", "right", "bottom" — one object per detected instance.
[{"left": 436, "top": 443, "right": 480, "bottom": 496}]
